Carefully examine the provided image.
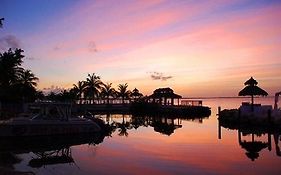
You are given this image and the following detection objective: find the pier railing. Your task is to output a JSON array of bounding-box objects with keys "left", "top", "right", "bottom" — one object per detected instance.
[{"left": 180, "top": 99, "right": 203, "bottom": 106}]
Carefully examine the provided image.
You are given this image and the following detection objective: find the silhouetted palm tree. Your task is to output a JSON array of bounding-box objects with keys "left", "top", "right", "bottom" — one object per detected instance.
[
  {"left": 117, "top": 115, "right": 132, "bottom": 137},
  {"left": 85, "top": 73, "right": 103, "bottom": 104},
  {"left": 0, "top": 48, "right": 41, "bottom": 103},
  {"left": 18, "top": 69, "right": 38, "bottom": 102},
  {"left": 100, "top": 83, "right": 116, "bottom": 104},
  {"left": 58, "top": 89, "right": 76, "bottom": 102},
  {"left": 73, "top": 81, "right": 86, "bottom": 104},
  {"left": 131, "top": 88, "right": 143, "bottom": 100},
  {"left": 19, "top": 69, "right": 38, "bottom": 88},
  {"left": 0, "top": 48, "right": 24, "bottom": 87},
  {"left": 35, "top": 90, "right": 45, "bottom": 101},
  {"left": 117, "top": 83, "right": 131, "bottom": 104},
  {"left": 46, "top": 91, "right": 57, "bottom": 101}
]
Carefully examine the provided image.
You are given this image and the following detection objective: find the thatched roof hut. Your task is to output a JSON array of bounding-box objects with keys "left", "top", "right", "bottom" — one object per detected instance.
[
  {"left": 238, "top": 77, "right": 268, "bottom": 109},
  {"left": 149, "top": 87, "right": 182, "bottom": 105}
]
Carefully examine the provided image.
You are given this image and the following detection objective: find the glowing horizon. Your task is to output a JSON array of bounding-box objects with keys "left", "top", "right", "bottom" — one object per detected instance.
[{"left": 1, "top": 0, "right": 280, "bottom": 97}]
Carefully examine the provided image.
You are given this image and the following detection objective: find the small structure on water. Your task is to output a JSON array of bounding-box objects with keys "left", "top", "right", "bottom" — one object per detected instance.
[
  {"left": 218, "top": 77, "right": 281, "bottom": 126},
  {"left": 131, "top": 87, "right": 210, "bottom": 116},
  {"left": 238, "top": 77, "right": 269, "bottom": 114},
  {"left": 148, "top": 87, "right": 182, "bottom": 105},
  {"left": 0, "top": 103, "right": 101, "bottom": 137},
  {"left": 181, "top": 100, "right": 202, "bottom": 106}
]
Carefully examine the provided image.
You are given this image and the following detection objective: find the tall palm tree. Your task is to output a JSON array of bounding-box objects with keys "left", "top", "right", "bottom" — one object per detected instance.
[
  {"left": 73, "top": 81, "right": 86, "bottom": 104},
  {"left": 0, "top": 49, "right": 35, "bottom": 102},
  {"left": 100, "top": 83, "right": 116, "bottom": 104},
  {"left": 85, "top": 73, "right": 103, "bottom": 104},
  {"left": 117, "top": 83, "right": 131, "bottom": 104},
  {"left": 18, "top": 69, "right": 39, "bottom": 102},
  {"left": 0, "top": 48, "right": 24, "bottom": 87}
]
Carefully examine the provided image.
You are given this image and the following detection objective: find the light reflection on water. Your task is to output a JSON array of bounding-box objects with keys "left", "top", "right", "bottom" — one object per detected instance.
[{"left": 1, "top": 97, "right": 281, "bottom": 175}]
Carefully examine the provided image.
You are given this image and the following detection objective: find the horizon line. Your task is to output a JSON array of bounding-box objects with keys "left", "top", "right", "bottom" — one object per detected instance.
[{"left": 183, "top": 96, "right": 275, "bottom": 99}]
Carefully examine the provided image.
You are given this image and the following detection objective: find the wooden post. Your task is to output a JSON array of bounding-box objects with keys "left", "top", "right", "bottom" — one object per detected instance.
[
  {"left": 268, "top": 133, "right": 272, "bottom": 151},
  {"left": 218, "top": 120, "right": 221, "bottom": 139},
  {"left": 238, "top": 130, "right": 242, "bottom": 144},
  {"left": 218, "top": 106, "right": 221, "bottom": 118},
  {"left": 238, "top": 108, "right": 241, "bottom": 121},
  {"left": 268, "top": 109, "right": 272, "bottom": 124}
]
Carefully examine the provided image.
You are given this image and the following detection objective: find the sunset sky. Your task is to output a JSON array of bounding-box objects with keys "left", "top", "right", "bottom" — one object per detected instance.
[{"left": 1, "top": 0, "right": 280, "bottom": 97}]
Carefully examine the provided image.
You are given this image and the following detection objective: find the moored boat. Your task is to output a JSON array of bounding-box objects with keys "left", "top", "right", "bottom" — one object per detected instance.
[{"left": 0, "top": 103, "right": 101, "bottom": 137}]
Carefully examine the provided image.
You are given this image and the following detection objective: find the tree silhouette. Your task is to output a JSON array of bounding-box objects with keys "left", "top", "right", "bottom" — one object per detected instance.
[
  {"left": 100, "top": 83, "right": 116, "bottom": 104},
  {"left": 45, "top": 89, "right": 76, "bottom": 102},
  {"left": 0, "top": 48, "right": 24, "bottom": 87},
  {"left": 85, "top": 73, "right": 103, "bottom": 104},
  {"left": 19, "top": 69, "right": 38, "bottom": 87},
  {"left": 35, "top": 91, "right": 45, "bottom": 101},
  {"left": 131, "top": 88, "right": 143, "bottom": 100},
  {"left": 0, "top": 48, "right": 39, "bottom": 103},
  {"left": 73, "top": 81, "right": 86, "bottom": 104},
  {"left": 46, "top": 92, "right": 57, "bottom": 101},
  {"left": 116, "top": 115, "right": 132, "bottom": 137},
  {"left": 18, "top": 69, "right": 39, "bottom": 102},
  {"left": 58, "top": 89, "right": 76, "bottom": 102},
  {"left": 117, "top": 83, "right": 131, "bottom": 104}
]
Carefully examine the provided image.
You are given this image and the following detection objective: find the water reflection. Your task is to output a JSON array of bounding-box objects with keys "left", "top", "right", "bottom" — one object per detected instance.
[
  {"left": 98, "top": 114, "right": 210, "bottom": 136},
  {"left": 0, "top": 133, "right": 105, "bottom": 174},
  {"left": 0, "top": 152, "right": 22, "bottom": 170},
  {"left": 219, "top": 121, "right": 281, "bottom": 161},
  {"left": 28, "top": 147, "right": 73, "bottom": 168},
  {"left": 2, "top": 98, "right": 281, "bottom": 174},
  {"left": 238, "top": 131, "right": 270, "bottom": 161},
  {"left": 0, "top": 114, "right": 210, "bottom": 174},
  {"left": 274, "top": 133, "right": 281, "bottom": 157}
]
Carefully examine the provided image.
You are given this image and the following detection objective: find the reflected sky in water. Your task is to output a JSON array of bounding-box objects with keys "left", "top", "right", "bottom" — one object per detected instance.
[{"left": 3, "top": 97, "right": 281, "bottom": 175}]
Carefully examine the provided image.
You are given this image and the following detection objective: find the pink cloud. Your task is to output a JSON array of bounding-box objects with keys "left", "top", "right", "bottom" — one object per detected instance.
[
  {"left": 27, "top": 0, "right": 240, "bottom": 59},
  {"left": 21, "top": 1, "right": 281, "bottom": 97}
]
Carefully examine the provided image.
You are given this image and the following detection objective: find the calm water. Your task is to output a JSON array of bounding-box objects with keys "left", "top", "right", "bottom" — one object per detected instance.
[{"left": 1, "top": 97, "right": 281, "bottom": 175}]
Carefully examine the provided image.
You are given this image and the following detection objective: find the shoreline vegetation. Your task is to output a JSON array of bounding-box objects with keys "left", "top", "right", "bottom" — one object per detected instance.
[{"left": 0, "top": 48, "right": 211, "bottom": 118}]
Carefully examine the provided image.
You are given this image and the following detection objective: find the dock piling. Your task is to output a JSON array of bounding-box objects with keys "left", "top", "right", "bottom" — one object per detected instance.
[{"left": 267, "top": 109, "right": 272, "bottom": 124}]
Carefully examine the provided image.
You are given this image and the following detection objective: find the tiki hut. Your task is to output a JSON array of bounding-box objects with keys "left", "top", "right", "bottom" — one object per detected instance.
[
  {"left": 238, "top": 77, "right": 268, "bottom": 110},
  {"left": 151, "top": 117, "right": 182, "bottom": 136},
  {"left": 238, "top": 131, "right": 268, "bottom": 161},
  {"left": 149, "top": 87, "right": 182, "bottom": 105}
]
